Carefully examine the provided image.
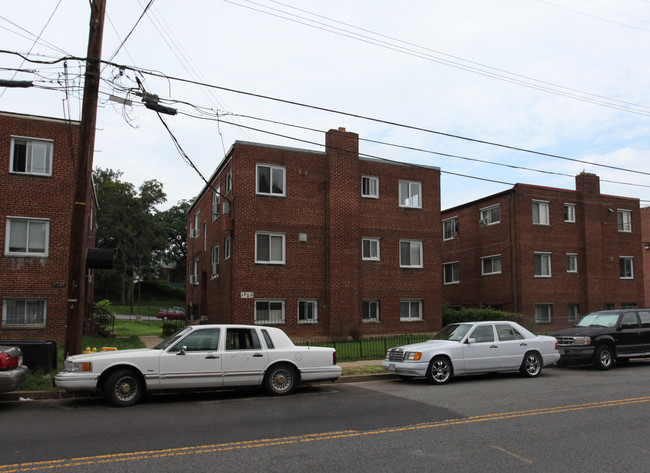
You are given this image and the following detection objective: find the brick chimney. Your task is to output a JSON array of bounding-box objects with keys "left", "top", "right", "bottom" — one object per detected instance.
[{"left": 576, "top": 172, "right": 600, "bottom": 195}]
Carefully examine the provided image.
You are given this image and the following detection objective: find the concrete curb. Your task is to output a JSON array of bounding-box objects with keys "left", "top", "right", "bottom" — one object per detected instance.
[{"left": 0, "top": 372, "right": 397, "bottom": 403}]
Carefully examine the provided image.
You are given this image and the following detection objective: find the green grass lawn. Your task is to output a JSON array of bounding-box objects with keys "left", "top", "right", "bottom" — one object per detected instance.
[{"left": 108, "top": 300, "right": 185, "bottom": 318}]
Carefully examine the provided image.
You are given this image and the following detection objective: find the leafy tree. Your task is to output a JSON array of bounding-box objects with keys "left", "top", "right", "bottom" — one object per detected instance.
[
  {"left": 93, "top": 168, "right": 167, "bottom": 304},
  {"left": 158, "top": 199, "right": 193, "bottom": 283}
]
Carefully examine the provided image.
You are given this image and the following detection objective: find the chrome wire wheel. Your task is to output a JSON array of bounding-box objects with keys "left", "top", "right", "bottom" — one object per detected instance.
[
  {"left": 426, "top": 357, "right": 452, "bottom": 384},
  {"left": 114, "top": 374, "right": 139, "bottom": 402},
  {"left": 521, "top": 352, "right": 542, "bottom": 377},
  {"left": 264, "top": 364, "right": 296, "bottom": 396}
]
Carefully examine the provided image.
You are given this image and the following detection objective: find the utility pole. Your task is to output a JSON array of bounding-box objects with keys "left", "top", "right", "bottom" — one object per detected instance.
[{"left": 64, "top": 0, "right": 106, "bottom": 358}]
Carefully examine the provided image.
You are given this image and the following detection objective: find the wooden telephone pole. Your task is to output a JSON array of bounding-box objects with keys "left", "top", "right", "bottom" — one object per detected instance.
[{"left": 64, "top": 0, "right": 106, "bottom": 358}]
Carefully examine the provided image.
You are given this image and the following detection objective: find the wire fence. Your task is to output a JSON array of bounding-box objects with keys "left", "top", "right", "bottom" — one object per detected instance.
[{"left": 295, "top": 334, "right": 433, "bottom": 361}]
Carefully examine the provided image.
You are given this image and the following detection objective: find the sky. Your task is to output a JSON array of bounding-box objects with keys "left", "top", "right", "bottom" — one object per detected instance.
[{"left": 1, "top": 0, "right": 649, "bottom": 211}]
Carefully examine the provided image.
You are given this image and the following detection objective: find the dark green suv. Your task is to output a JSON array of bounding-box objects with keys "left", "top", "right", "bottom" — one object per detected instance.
[{"left": 552, "top": 309, "right": 650, "bottom": 370}]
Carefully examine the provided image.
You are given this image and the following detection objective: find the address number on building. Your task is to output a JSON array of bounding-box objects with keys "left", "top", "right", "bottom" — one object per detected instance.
[{"left": 240, "top": 292, "right": 254, "bottom": 299}]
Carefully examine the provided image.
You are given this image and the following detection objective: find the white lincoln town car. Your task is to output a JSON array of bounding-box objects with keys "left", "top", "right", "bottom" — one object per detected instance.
[
  {"left": 383, "top": 321, "right": 560, "bottom": 384},
  {"left": 55, "top": 324, "right": 341, "bottom": 406}
]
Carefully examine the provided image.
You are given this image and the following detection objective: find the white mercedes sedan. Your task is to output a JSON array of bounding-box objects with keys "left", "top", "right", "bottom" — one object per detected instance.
[
  {"left": 55, "top": 324, "right": 341, "bottom": 407},
  {"left": 383, "top": 321, "right": 559, "bottom": 384}
]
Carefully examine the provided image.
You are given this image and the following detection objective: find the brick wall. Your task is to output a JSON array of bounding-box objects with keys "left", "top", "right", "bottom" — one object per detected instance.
[{"left": 0, "top": 112, "right": 81, "bottom": 342}]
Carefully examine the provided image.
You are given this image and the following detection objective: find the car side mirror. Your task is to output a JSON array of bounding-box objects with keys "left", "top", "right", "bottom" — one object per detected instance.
[
  {"left": 466, "top": 338, "right": 476, "bottom": 344},
  {"left": 178, "top": 346, "right": 187, "bottom": 355}
]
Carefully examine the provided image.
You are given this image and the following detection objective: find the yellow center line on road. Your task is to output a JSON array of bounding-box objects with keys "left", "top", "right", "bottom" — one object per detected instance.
[{"left": 3, "top": 396, "right": 650, "bottom": 472}]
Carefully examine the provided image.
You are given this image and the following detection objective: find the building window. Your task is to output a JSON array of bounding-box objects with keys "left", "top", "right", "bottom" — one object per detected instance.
[
  {"left": 568, "top": 304, "right": 580, "bottom": 322},
  {"left": 620, "top": 257, "right": 634, "bottom": 279},
  {"left": 203, "top": 222, "right": 207, "bottom": 252},
  {"left": 361, "top": 176, "right": 379, "bottom": 198},
  {"left": 535, "top": 304, "right": 552, "bottom": 324},
  {"left": 255, "top": 300, "right": 285, "bottom": 324},
  {"left": 298, "top": 300, "right": 318, "bottom": 324},
  {"left": 11, "top": 137, "right": 53, "bottom": 176},
  {"left": 481, "top": 255, "right": 502, "bottom": 275},
  {"left": 255, "top": 232, "right": 285, "bottom": 264},
  {"left": 442, "top": 217, "right": 459, "bottom": 240},
  {"left": 617, "top": 210, "right": 632, "bottom": 232},
  {"left": 564, "top": 203, "right": 576, "bottom": 223},
  {"left": 400, "top": 240, "right": 423, "bottom": 268},
  {"left": 5, "top": 217, "right": 49, "bottom": 257},
  {"left": 212, "top": 187, "right": 221, "bottom": 221},
  {"left": 443, "top": 262, "right": 460, "bottom": 284},
  {"left": 566, "top": 254, "right": 578, "bottom": 273},
  {"left": 3, "top": 298, "right": 46, "bottom": 326},
  {"left": 256, "top": 164, "right": 285, "bottom": 196},
  {"left": 189, "top": 259, "right": 199, "bottom": 285},
  {"left": 479, "top": 204, "right": 500, "bottom": 226},
  {"left": 399, "top": 180, "right": 422, "bottom": 208},
  {"left": 534, "top": 252, "right": 552, "bottom": 277},
  {"left": 400, "top": 300, "right": 422, "bottom": 321},
  {"left": 362, "top": 238, "right": 380, "bottom": 261},
  {"left": 225, "top": 170, "right": 232, "bottom": 194},
  {"left": 532, "top": 200, "right": 550, "bottom": 225},
  {"left": 362, "top": 300, "right": 379, "bottom": 322},
  {"left": 190, "top": 211, "right": 200, "bottom": 239},
  {"left": 224, "top": 236, "right": 231, "bottom": 260},
  {"left": 211, "top": 245, "right": 219, "bottom": 278}
]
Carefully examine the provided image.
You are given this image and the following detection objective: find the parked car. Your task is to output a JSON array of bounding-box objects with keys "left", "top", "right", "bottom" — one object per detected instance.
[
  {"left": 156, "top": 307, "right": 186, "bottom": 320},
  {"left": 55, "top": 324, "right": 341, "bottom": 407},
  {"left": 383, "top": 321, "right": 560, "bottom": 384},
  {"left": 552, "top": 308, "right": 650, "bottom": 370},
  {"left": 0, "top": 345, "right": 28, "bottom": 393}
]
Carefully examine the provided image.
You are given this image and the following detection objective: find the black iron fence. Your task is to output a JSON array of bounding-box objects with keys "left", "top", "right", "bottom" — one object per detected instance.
[{"left": 295, "top": 334, "right": 433, "bottom": 361}]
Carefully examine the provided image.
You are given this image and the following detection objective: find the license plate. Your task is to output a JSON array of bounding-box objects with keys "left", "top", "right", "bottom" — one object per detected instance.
[{"left": 388, "top": 363, "right": 396, "bottom": 371}]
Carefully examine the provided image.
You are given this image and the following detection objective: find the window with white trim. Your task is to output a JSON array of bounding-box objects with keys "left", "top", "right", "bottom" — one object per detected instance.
[
  {"left": 443, "top": 262, "right": 460, "bottom": 284},
  {"left": 189, "top": 259, "right": 199, "bottom": 285},
  {"left": 532, "top": 200, "right": 550, "bottom": 225},
  {"left": 568, "top": 304, "right": 579, "bottom": 322},
  {"left": 225, "top": 170, "right": 232, "bottom": 194},
  {"left": 400, "top": 240, "right": 423, "bottom": 268},
  {"left": 211, "top": 245, "right": 219, "bottom": 278},
  {"left": 362, "top": 238, "right": 380, "bottom": 261},
  {"left": 566, "top": 254, "right": 578, "bottom": 273},
  {"left": 3, "top": 298, "right": 46, "bottom": 326},
  {"left": 400, "top": 300, "right": 422, "bottom": 321},
  {"left": 399, "top": 180, "right": 422, "bottom": 208},
  {"left": 255, "top": 232, "right": 285, "bottom": 264},
  {"left": 224, "top": 236, "right": 231, "bottom": 260},
  {"left": 255, "top": 300, "right": 285, "bottom": 324},
  {"left": 564, "top": 203, "right": 576, "bottom": 223},
  {"left": 256, "top": 164, "right": 285, "bottom": 196},
  {"left": 617, "top": 210, "right": 632, "bottom": 232},
  {"left": 620, "top": 257, "right": 634, "bottom": 279},
  {"left": 11, "top": 137, "right": 53, "bottom": 176},
  {"left": 362, "top": 300, "right": 379, "bottom": 322},
  {"left": 5, "top": 217, "right": 49, "bottom": 257},
  {"left": 212, "top": 187, "right": 220, "bottom": 221},
  {"left": 442, "top": 217, "right": 458, "bottom": 240},
  {"left": 481, "top": 255, "right": 502, "bottom": 275},
  {"left": 479, "top": 205, "right": 500, "bottom": 226},
  {"left": 298, "top": 300, "right": 318, "bottom": 324},
  {"left": 535, "top": 304, "right": 552, "bottom": 323},
  {"left": 534, "top": 252, "right": 552, "bottom": 277},
  {"left": 361, "top": 176, "right": 379, "bottom": 198},
  {"left": 190, "top": 211, "right": 200, "bottom": 239}
]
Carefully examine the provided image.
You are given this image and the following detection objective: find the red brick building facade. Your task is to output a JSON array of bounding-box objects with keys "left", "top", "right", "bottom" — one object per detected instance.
[
  {"left": 0, "top": 111, "right": 95, "bottom": 342},
  {"left": 642, "top": 207, "right": 650, "bottom": 307},
  {"left": 186, "top": 128, "right": 442, "bottom": 338},
  {"left": 442, "top": 172, "right": 644, "bottom": 331}
]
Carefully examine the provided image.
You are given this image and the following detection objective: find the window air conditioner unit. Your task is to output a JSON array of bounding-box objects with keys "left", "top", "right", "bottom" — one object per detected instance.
[
  {"left": 212, "top": 201, "right": 219, "bottom": 216},
  {"left": 189, "top": 275, "right": 198, "bottom": 285},
  {"left": 211, "top": 263, "right": 219, "bottom": 277},
  {"left": 222, "top": 202, "right": 231, "bottom": 215},
  {"left": 190, "top": 228, "right": 199, "bottom": 238},
  {"left": 479, "top": 219, "right": 488, "bottom": 227}
]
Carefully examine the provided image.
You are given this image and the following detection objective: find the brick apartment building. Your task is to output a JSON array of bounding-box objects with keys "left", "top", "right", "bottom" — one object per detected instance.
[
  {"left": 186, "top": 127, "right": 442, "bottom": 338},
  {"left": 442, "top": 172, "right": 645, "bottom": 331},
  {"left": 0, "top": 111, "right": 96, "bottom": 343},
  {"left": 642, "top": 207, "right": 650, "bottom": 306}
]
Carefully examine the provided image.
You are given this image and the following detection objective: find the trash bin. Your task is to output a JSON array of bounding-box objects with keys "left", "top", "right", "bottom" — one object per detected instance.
[{"left": 4, "top": 340, "right": 57, "bottom": 371}]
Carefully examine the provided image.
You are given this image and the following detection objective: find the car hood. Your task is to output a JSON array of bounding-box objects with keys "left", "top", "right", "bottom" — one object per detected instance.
[
  {"left": 67, "top": 348, "right": 158, "bottom": 362},
  {"left": 552, "top": 326, "right": 609, "bottom": 337},
  {"left": 392, "top": 339, "right": 460, "bottom": 351}
]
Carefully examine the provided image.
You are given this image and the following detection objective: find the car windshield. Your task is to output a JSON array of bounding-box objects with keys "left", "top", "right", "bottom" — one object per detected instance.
[
  {"left": 431, "top": 324, "right": 472, "bottom": 341},
  {"left": 576, "top": 313, "right": 619, "bottom": 328},
  {"left": 154, "top": 327, "right": 193, "bottom": 349}
]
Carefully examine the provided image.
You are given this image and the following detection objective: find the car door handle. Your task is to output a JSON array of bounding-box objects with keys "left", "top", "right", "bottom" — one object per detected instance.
[
  {"left": 520, "top": 343, "right": 527, "bottom": 346},
  {"left": 490, "top": 345, "right": 498, "bottom": 349},
  {"left": 205, "top": 355, "right": 220, "bottom": 359},
  {"left": 253, "top": 353, "right": 264, "bottom": 357}
]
